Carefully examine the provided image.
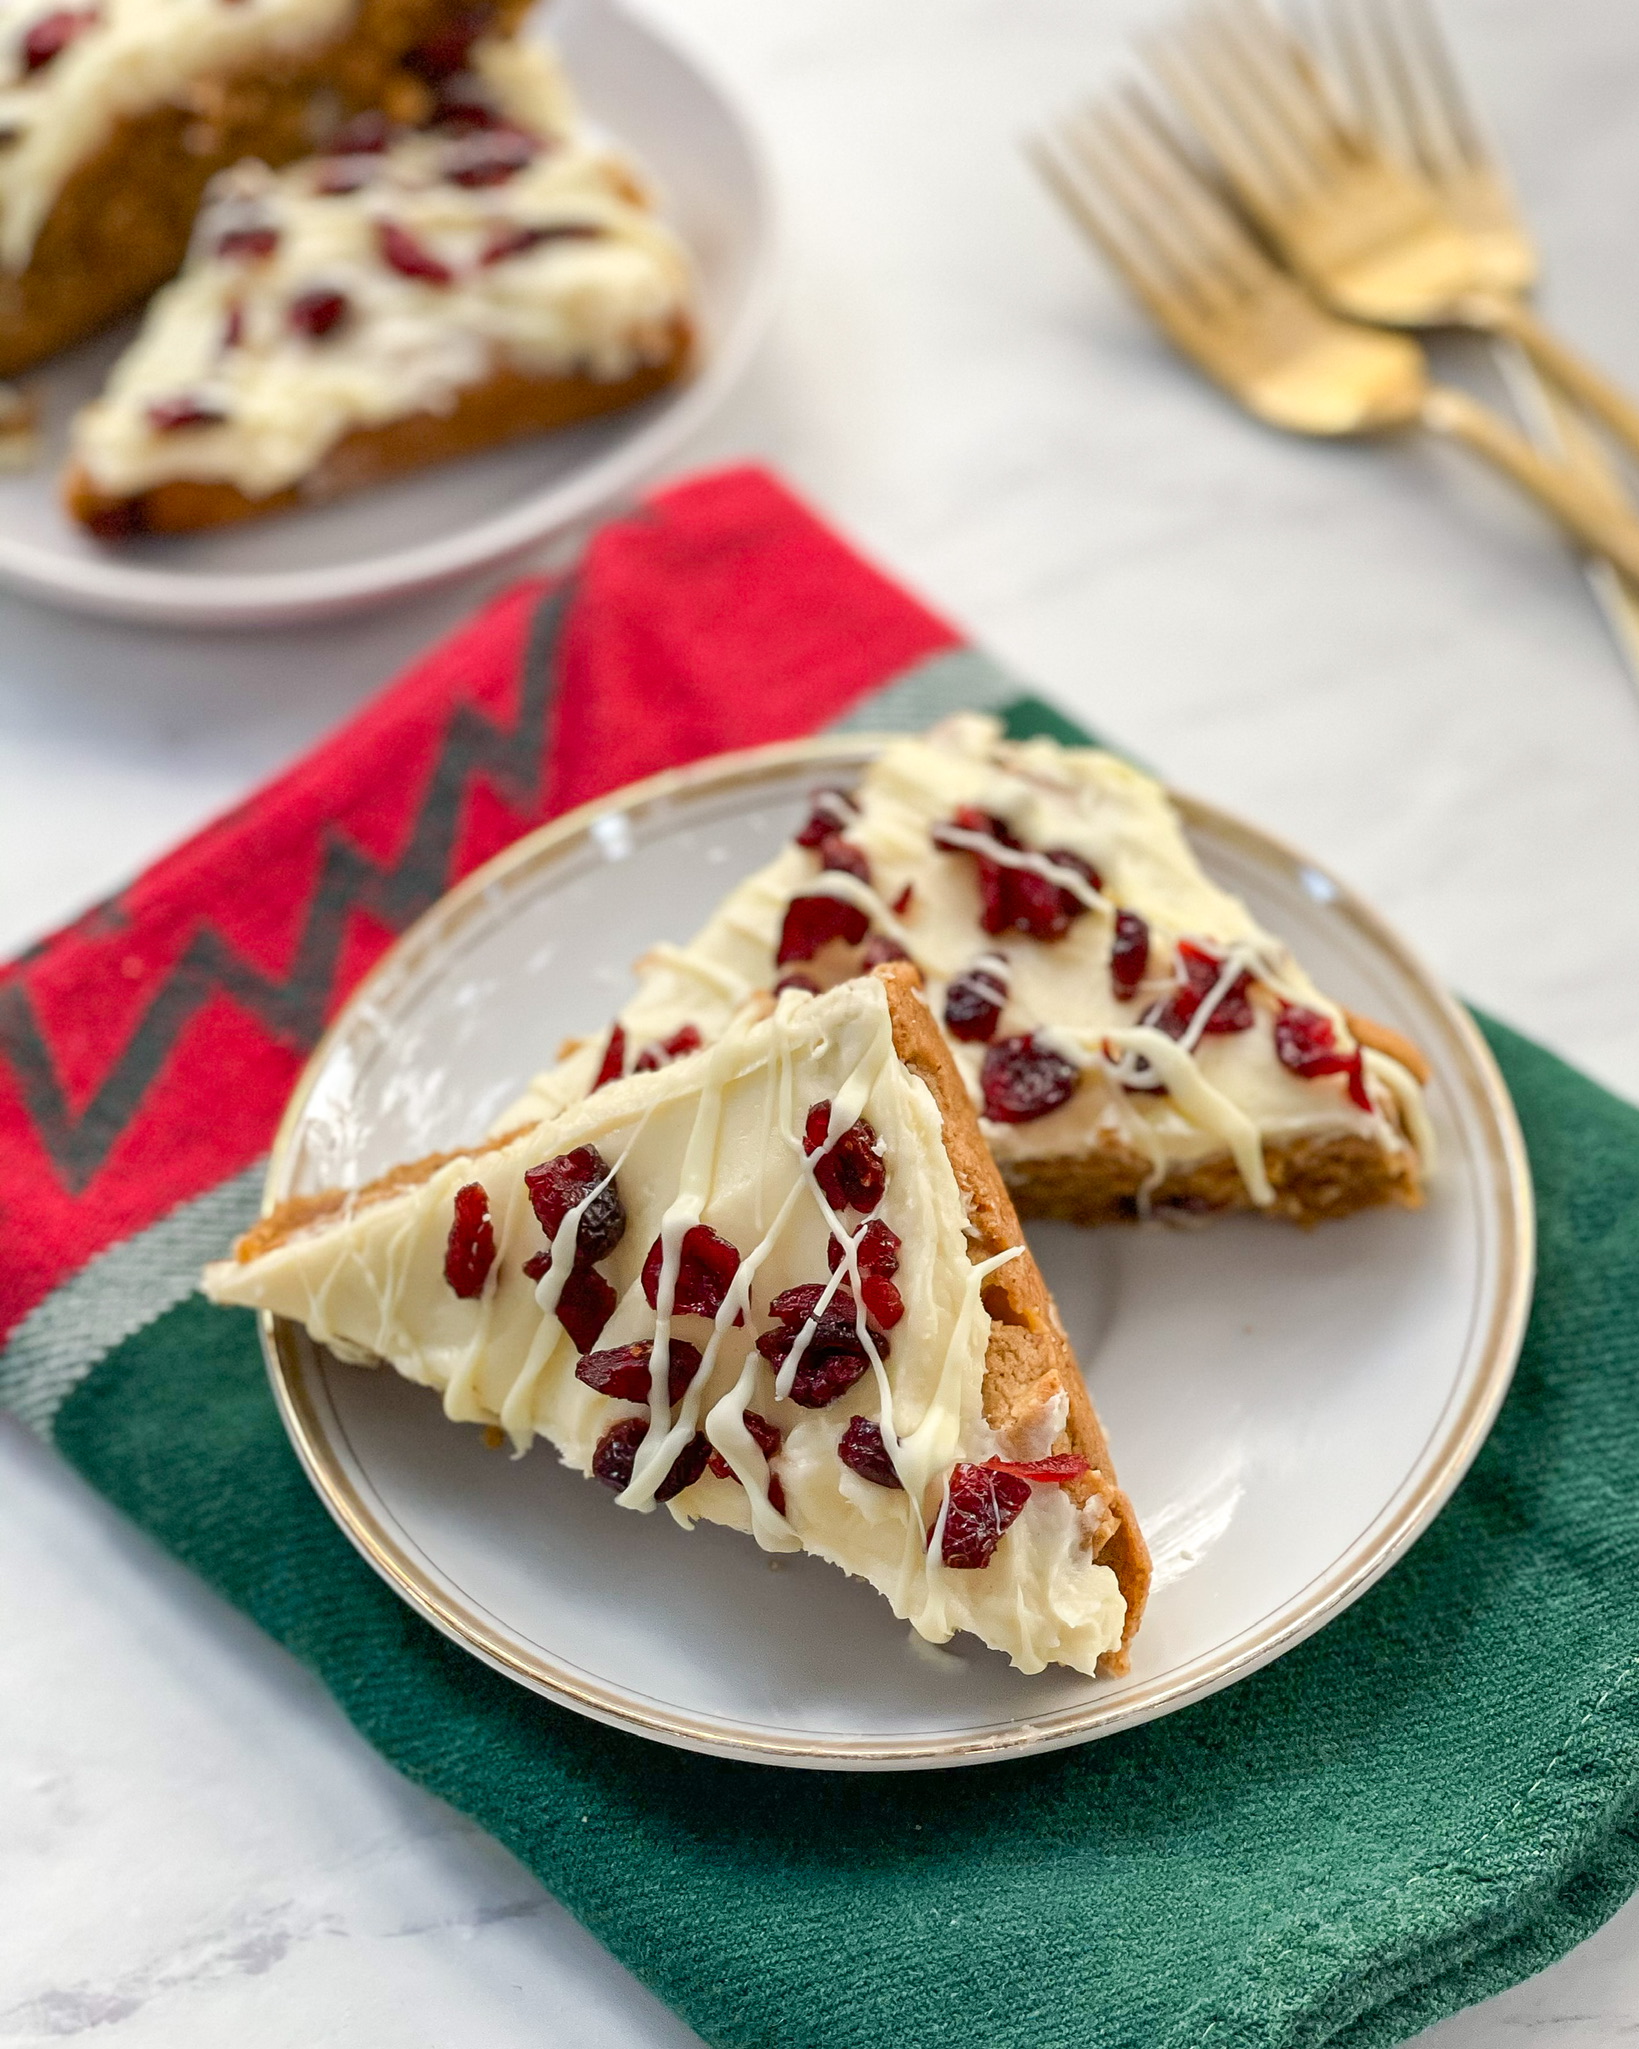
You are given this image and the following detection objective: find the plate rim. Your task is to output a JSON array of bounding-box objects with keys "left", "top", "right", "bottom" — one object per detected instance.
[
  {"left": 257, "top": 734, "right": 1536, "bottom": 1769},
  {"left": 0, "top": 0, "right": 778, "bottom": 629}
]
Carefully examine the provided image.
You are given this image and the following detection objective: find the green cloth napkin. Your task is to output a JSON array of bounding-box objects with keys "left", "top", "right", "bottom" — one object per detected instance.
[{"left": 45, "top": 990, "right": 1639, "bottom": 2042}]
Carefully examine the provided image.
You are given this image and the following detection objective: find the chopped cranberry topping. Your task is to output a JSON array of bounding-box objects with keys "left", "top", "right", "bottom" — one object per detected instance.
[
  {"left": 405, "top": 8, "right": 488, "bottom": 82},
  {"left": 860, "top": 935, "right": 910, "bottom": 969},
  {"left": 443, "top": 1181, "right": 495, "bottom": 1298},
  {"left": 431, "top": 69, "right": 500, "bottom": 131},
  {"left": 591, "top": 1417, "right": 711, "bottom": 1500},
  {"left": 817, "top": 833, "right": 871, "bottom": 886},
  {"left": 146, "top": 394, "right": 227, "bottom": 433},
  {"left": 444, "top": 126, "right": 537, "bottom": 186},
  {"left": 772, "top": 971, "right": 820, "bottom": 998},
  {"left": 330, "top": 108, "right": 393, "bottom": 153},
  {"left": 803, "top": 1103, "right": 886, "bottom": 1212},
  {"left": 776, "top": 892, "right": 870, "bottom": 965},
  {"left": 479, "top": 220, "right": 601, "bottom": 265},
  {"left": 980, "top": 1035, "right": 1079, "bottom": 1123},
  {"left": 838, "top": 1416, "right": 902, "bottom": 1489},
  {"left": 1110, "top": 909, "right": 1150, "bottom": 1001},
  {"left": 755, "top": 1284, "right": 887, "bottom": 1409},
  {"left": 21, "top": 7, "right": 97, "bottom": 74},
  {"left": 984, "top": 1453, "right": 1091, "bottom": 1484},
  {"left": 794, "top": 787, "right": 858, "bottom": 847},
  {"left": 1178, "top": 941, "right": 1255, "bottom": 1034},
  {"left": 288, "top": 287, "right": 350, "bottom": 339},
  {"left": 860, "top": 1275, "right": 904, "bottom": 1328},
  {"left": 215, "top": 222, "right": 278, "bottom": 261},
  {"left": 314, "top": 157, "right": 377, "bottom": 196},
  {"left": 641, "top": 1224, "right": 742, "bottom": 1319},
  {"left": 524, "top": 1144, "right": 626, "bottom": 1263},
  {"left": 592, "top": 1022, "right": 626, "bottom": 1091},
  {"left": 826, "top": 1216, "right": 901, "bottom": 1279},
  {"left": 634, "top": 1022, "right": 702, "bottom": 1072},
  {"left": 1274, "top": 1004, "right": 1372, "bottom": 1112},
  {"left": 944, "top": 958, "right": 1008, "bottom": 1042},
  {"left": 575, "top": 1338, "right": 702, "bottom": 1408},
  {"left": 377, "top": 220, "right": 453, "bottom": 285},
  {"left": 933, "top": 808, "right": 1102, "bottom": 942},
  {"left": 939, "top": 1462, "right": 1032, "bottom": 1568},
  {"left": 551, "top": 1261, "right": 616, "bottom": 1352},
  {"left": 707, "top": 1410, "right": 786, "bottom": 1513},
  {"left": 891, "top": 883, "right": 915, "bottom": 916}
]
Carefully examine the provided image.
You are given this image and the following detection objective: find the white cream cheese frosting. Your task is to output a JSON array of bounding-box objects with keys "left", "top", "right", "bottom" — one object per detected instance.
[
  {"left": 0, "top": 0, "right": 359, "bottom": 272},
  {"left": 502, "top": 715, "right": 1432, "bottom": 1212},
  {"left": 69, "top": 38, "right": 692, "bottom": 499},
  {"left": 202, "top": 975, "right": 1129, "bottom": 1677}
]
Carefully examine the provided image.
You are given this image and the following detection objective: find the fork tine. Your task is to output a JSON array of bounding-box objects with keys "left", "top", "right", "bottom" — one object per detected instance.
[
  {"left": 1336, "top": 0, "right": 1459, "bottom": 180},
  {"left": 1146, "top": 19, "right": 1302, "bottom": 213},
  {"left": 1117, "top": 89, "right": 1277, "bottom": 297},
  {"left": 1212, "top": 0, "right": 1356, "bottom": 163},
  {"left": 1033, "top": 116, "right": 1214, "bottom": 325},
  {"left": 1393, "top": 0, "right": 1487, "bottom": 167},
  {"left": 1313, "top": 0, "right": 1406, "bottom": 159}
]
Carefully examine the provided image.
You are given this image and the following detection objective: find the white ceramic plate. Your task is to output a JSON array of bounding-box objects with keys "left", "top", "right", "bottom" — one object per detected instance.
[
  {"left": 0, "top": 0, "right": 774, "bottom": 628},
  {"left": 260, "top": 738, "right": 1533, "bottom": 1769}
]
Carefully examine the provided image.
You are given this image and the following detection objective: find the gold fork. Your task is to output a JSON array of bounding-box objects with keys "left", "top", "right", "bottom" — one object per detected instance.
[
  {"left": 1146, "top": 0, "right": 1639, "bottom": 465},
  {"left": 1028, "top": 95, "right": 1639, "bottom": 582},
  {"left": 1299, "top": 0, "right": 1639, "bottom": 669}
]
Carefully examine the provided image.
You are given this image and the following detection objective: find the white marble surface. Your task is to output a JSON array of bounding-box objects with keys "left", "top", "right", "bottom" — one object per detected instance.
[{"left": 5, "top": 0, "right": 1639, "bottom": 2040}]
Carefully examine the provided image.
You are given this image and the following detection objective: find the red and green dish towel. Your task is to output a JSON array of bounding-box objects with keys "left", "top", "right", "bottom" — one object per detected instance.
[{"left": 3, "top": 466, "right": 1638, "bottom": 2049}]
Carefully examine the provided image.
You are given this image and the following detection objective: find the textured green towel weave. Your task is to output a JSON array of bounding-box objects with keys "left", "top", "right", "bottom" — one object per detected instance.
[{"left": 47, "top": 1012, "right": 1639, "bottom": 2049}]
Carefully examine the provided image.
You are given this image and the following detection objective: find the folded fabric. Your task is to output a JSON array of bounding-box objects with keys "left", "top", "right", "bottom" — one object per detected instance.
[{"left": 3, "top": 465, "right": 1638, "bottom": 2049}]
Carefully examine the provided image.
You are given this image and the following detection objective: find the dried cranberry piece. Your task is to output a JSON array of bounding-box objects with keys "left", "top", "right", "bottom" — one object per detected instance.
[
  {"left": 221, "top": 302, "right": 245, "bottom": 351},
  {"left": 525, "top": 1144, "right": 626, "bottom": 1263},
  {"left": 478, "top": 220, "right": 601, "bottom": 265},
  {"left": 377, "top": 220, "right": 453, "bottom": 285},
  {"left": 756, "top": 1284, "right": 887, "bottom": 1409},
  {"left": 817, "top": 833, "right": 871, "bottom": 886},
  {"left": 634, "top": 1022, "right": 702, "bottom": 1072},
  {"left": 330, "top": 108, "right": 393, "bottom": 153},
  {"left": 405, "top": 8, "right": 488, "bottom": 82},
  {"left": 794, "top": 787, "right": 858, "bottom": 847},
  {"left": 146, "top": 394, "right": 227, "bottom": 433},
  {"left": 826, "top": 1217, "right": 901, "bottom": 1279},
  {"left": 314, "top": 157, "right": 377, "bottom": 196},
  {"left": 288, "top": 287, "right": 350, "bottom": 339},
  {"left": 787, "top": 1347, "right": 872, "bottom": 1409},
  {"left": 984, "top": 1453, "right": 1091, "bottom": 1484},
  {"left": 444, "top": 125, "right": 537, "bottom": 187},
  {"left": 707, "top": 1411, "right": 786, "bottom": 1513},
  {"left": 803, "top": 1102, "right": 886, "bottom": 1212},
  {"left": 860, "top": 935, "right": 910, "bottom": 969},
  {"left": 837, "top": 1416, "right": 902, "bottom": 1489},
  {"left": 431, "top": 69, "right": 500, "bottom": 131},
  {"left": 552, "top": 1261, "right": 616, "bottom": 1352},
  {"left": 776, "top": 892, "right": 869, "bottom": 966},
  {"left": 575, "top": 1338, "right": 702, "bottom": 1408},
  {"left": 641, "top": 1224, "right": 742, "bottom": 1319},
  {"left": 939, "top": 1462, "right": 1032, "bottom": 1568},
  {"left": 21, "top": 6, "right": 97, "bottom": 73},
  {"left": 215, "top": 223, "right": 278, "bottom": 261},
  {"left": 590, "top": 1417, "right": 711, "bottom": 1499},
  {"left": 1110, "top": 909, "right": 1150, "bottom": 1001},
  {"left": 860, "top": 1275, "right": 904, "bottom": 1328},
  {"left": 443, "top": 1181, "right": 495, "bottom": 1297},
  {"left": 592, "top": 1023, "right": 626, "bottom": 1091},
  {"left": 891, "top": 883, "right": 915, "bottom": 916},
  {"left": 944, "top": 958, "right": 1008, "bottom": 1042},
  {"left": 980, "top": 1036, "right": 1079, "bottom": 1124},
  {"left": 1177, "top": 941, "right": 1255, "bottom": 1035},
  {"left": 1274, "top": 1005, "right": 1372, "bottom": 1112},
  {"left": 772, "top": 971, "right": 819, "bottom": 997},
  {"left": 934, "top": 810, "right": 1101, "bottom": 942}
]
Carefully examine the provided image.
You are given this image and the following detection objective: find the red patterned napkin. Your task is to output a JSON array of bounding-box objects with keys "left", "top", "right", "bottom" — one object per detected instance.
[{"left": 0, "top": 465, "right": 966, "bottom": 1342}]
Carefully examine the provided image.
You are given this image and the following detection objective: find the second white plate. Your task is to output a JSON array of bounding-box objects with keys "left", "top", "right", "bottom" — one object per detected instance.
[
  {"left": 261, "top": 738, "right": 1533, "bottom": 1768},
  {"left": 0, "top": 0, "right": 774, "bottom": 628}
]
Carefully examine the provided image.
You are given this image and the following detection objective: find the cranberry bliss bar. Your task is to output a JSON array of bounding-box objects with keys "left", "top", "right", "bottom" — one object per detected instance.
[
  {"left": 203, "top": 967, "right": 1150, "bottom": 1679},
  {"left": 508, "top": 717, "right": 1433, "bottom": 1228},
  {"left": 62, "top": 37, "right": 692, "bottom": 536},
  {"left": 0, "top": 0, "right": 530, "bottom": 374}
]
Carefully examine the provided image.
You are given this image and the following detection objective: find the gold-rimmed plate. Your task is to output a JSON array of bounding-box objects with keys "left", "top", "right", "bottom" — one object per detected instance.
[{"left": 259, "top": 736, "right": 1533, "bottom": 1769}]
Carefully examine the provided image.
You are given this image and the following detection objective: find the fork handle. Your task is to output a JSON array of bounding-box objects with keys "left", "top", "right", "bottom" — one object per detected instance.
[
  {"left": 1421, "top": 385, "right": 1639, "bottom": 585},
  {"left": 1456, "top": 291, "right": 1639, "bottom": 470}
]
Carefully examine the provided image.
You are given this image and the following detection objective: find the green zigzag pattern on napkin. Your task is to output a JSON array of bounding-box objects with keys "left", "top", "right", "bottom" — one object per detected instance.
[{"left": 42, "top": 1025, "right": 1639, "bottom": 2036}]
